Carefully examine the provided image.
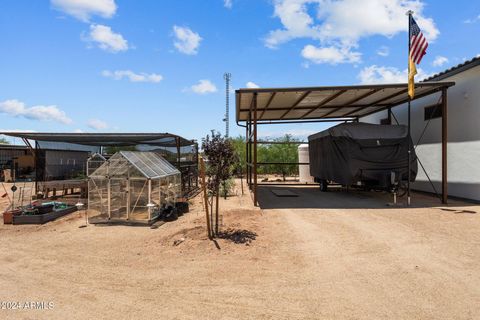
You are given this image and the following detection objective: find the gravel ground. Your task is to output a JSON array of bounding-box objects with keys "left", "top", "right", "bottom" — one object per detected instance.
[{"left": 1, "top": 180, "right": 479, "bottom": 319}]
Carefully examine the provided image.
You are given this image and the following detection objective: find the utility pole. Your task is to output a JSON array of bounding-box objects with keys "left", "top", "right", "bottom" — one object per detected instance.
[{"left": 223, "top": 72, "right": 231, "bottom": 138}]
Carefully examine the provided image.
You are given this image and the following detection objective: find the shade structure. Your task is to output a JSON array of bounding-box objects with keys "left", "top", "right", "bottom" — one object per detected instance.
[
  {"left": 237, "top": 81, "right": 454, "bottom": 206},
  {"left": 88, "top": 151, "right": 181, "bottom": 224},
  {"left": 0, "top": 132, "right": 194, "bottom": 147},
  {"left": 236, "top": 82, "right": 454, "bottom": 122},
  {"left": 0, "top": 131, "right": 199, "bottom": 198}
]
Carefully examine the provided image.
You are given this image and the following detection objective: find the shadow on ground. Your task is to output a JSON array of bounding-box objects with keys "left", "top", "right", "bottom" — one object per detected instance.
[
  {"left": 256, "top": 185, "right": 475, "bottom": 210},
  {"left": 217, "top": 228, "right": 257, "bottom": 244}
]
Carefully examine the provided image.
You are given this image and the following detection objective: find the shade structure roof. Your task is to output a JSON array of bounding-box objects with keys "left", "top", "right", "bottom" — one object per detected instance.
[
  {"left": 0, "top": 132, "right": 194, "bottom": 147},
  {"left": 91, "top": 151, "right": 180, "bottom": 179},
  {"left": 236, "top": 82, "right": 455, "bottom": 122}
]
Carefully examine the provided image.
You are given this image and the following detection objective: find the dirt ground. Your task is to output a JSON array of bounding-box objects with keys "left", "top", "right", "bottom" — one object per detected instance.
[{"left": 1, "top": 180, "right": 480, "bottom": 319}]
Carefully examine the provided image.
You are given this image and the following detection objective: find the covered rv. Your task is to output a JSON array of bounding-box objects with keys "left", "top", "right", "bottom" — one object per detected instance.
[{"left": 308, "top": 122, "right": 417, "bottom": 192}]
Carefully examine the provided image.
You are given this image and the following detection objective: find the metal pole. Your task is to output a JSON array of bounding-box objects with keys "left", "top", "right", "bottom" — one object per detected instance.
[
  {"left": 176, "top": 137, "right": 181, "bottom": 166},
  {"left": 224, "top": 72, "right": 231, "bottom": 137},
  {"left": 407, "top": 101, "right": 411, "bottom": 206},
  {"left": 148, "top": 179, "right": 152, "bottom": 221},
  {"left": 407, "top": 10, "right": 413, "bottom": 206},
  {"left": 126, "top": 176, "right": 130, "bottom": 220},
  {"left": 253, "top": 92, "right": 258, "bottom": 206},
  {"left": 34, "top": 141, "right": 38, "bottom": 196},
  {"left": 247, "top": 115, "right": 251, "bottom": 189},
  {"left": 200, "top": 158, "right": 211, "bottom": 239},
  {"left": 107, "top": 178, "right": 111, "bottom": 219},
  {"left": 246, "top": 122, "right": 249, "bottom": 189},
  {"left": 442, "top": 88, "right": 448, "bottom": 204}
]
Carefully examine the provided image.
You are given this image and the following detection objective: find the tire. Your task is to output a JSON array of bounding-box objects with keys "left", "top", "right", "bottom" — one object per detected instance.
[
  {"left": 319, "top": 180, "right": 328, "bottom": 192},
  {"left": 396, "top": 182, "right": 407, "bottom": 197},
  {"left": 164, "top": 207, "right": 178, "bottom": 222}
]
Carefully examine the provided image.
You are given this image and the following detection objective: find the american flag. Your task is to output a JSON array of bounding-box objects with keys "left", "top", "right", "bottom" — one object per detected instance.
[{"left": 409, "top": 16, "right": 428, "bottom": 65}]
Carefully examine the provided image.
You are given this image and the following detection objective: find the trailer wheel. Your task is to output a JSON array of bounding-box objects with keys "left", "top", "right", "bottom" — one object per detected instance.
[
  {"left": 396, "top": 182, "right": 407, "bottom": 197},
  {"left": 319, "top": 180, "right": 328, "bottom": 192}
]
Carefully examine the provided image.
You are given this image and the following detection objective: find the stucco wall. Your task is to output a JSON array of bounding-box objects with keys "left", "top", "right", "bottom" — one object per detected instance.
[{"left": 361, "top": 65, "right": 480, "bottom": 201}]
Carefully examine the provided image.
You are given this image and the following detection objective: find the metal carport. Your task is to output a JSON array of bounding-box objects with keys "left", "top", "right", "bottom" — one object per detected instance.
[{"left": 235, "top": 81, "right": 455, "bottom": 206}]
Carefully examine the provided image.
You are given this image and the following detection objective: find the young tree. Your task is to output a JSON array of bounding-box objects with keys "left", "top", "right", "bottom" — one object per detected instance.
[{"left": 202, "top": 131, "right": 236, "bottom": 236}]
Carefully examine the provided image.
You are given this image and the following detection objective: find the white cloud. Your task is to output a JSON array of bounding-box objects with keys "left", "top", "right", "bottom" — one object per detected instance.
[
  {"left": 0, "top": 99, "right": 72, "bottom": 124},
  {"left": 376, "top": 46, "right": 389, "bottom": 57},
  {"left": 85, "top": 24, "right": 129, "bottom": 53},
  {"left": 358, "top": 65, "right": 430, "bottom": 84},
  {"left": 87, "top": 119, "right": 108, "bottom": 130},
  {"left": 432, "top": 55, "right": 448, "bottom": 67},
  {"left": 189, "top": 80, "right": 217, "bottom": 94},
  {"left": 224, "top": 0, "right": 233, "bottom": 9},
  {"left": 464, "top": 14, "right": 480, "bottom": 24},
  {"left": 0, "top": 129, "right": 36, "bottom": 133},
  {"left": 101, "top": 70, "right": 163, "bottom": 83},
  {"left": 246, "top": 81, "right": 260, "bottom": 88},
  {"left": 74, "top": 129, "right": 84, "bottom": 133},
  {"left": 301, "top": 44, "right": 361, "bottom": 64},
  {"left": 173, "top": 26, "right": 202, "bottom": 55},
  {"left": 51, "top": 0, "right": 117, "bottom": 22},
  {"left": 266, "top": 0, "right": 439, "bottom": 64}
]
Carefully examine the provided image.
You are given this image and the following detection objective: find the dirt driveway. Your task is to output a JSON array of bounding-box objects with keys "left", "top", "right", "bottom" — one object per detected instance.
[{"left": 1, "top": 181, "right": 479, "bottom": 319}]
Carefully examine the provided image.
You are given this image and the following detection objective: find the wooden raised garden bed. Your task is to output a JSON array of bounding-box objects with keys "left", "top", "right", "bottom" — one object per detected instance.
[{"left": 12, "top": 206, "right": 77, "bottom": 225}]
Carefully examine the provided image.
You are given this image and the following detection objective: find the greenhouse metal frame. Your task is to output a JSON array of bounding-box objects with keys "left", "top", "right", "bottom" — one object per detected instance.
[{"left": 88, "top": 151, "right": 181, "bottom": 224}]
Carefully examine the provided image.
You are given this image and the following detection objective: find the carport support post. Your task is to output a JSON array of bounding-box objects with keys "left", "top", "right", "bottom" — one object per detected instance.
[
  {"left": 176, "top": 137, "right": 181, "bottom": 167},
  {"left": 246, "top": 118, "right": 250, "bottom": 189},
  {"left": 442, "top": 88, "right": 448, "bottom": 204},
  {"left": 107, "top": 178, "right": 111, "bottom": 219},
  {"left": 126, "top": 172, "right": 130, "bottom": 220},
  {"left": 245, "top": 124, "right": 249, "bottom": 189},
  {"left": 253, "top": 92, "right": 258, "bottom": 206},
  {"left": 148, "top": 179, "right": 152, "bottom": 221}
]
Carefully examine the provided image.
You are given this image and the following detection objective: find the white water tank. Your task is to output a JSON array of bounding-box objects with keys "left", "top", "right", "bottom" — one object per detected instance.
[{"left": 298, "top": 144, "right": 314, "bottom": 183}]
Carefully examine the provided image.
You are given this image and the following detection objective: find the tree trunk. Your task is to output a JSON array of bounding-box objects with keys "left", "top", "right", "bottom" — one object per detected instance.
[
  {"left": 215, "top": 185, "right": 220, "bottom": 235},
  {"left": 210, "top": 194, "right": 214, "bottom": 237}
]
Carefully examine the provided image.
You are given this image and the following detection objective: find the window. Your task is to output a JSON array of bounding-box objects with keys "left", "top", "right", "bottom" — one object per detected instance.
[{"left": 424, "top": 104, "right": 442, "bottom": 121}]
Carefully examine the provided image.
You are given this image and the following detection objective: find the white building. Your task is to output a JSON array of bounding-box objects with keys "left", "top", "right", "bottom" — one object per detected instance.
[{"left": 362, "top": 57, "right": 480, "bottom": 202}]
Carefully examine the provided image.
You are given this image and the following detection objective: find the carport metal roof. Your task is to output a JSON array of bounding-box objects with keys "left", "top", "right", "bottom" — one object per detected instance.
[{"left": 236, "top": 82, "right": 455, "bottom": 122}]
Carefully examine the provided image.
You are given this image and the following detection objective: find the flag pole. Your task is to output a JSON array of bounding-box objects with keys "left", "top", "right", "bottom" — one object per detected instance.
[{"left": 406, "top": 10, "right": 413, "bottom": 206}]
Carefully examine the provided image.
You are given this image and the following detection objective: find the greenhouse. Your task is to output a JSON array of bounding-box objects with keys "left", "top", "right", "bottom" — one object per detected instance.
[
  {"left": 88, "top": 151, "right": 181, "bottom": 224},
  {"left": 87, "top": 153, "right": 106, "bottom": 176}
]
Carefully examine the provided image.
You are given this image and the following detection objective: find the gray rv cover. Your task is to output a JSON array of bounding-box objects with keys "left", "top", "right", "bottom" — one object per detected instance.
[{"left": 308, "top": 123, "right": 417, "bottom": 185}]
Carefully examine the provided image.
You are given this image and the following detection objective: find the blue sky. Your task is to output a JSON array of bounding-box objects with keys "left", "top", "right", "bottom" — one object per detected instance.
[{"left": 0, "top": 0, "right": 479, "bottom": 143}]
